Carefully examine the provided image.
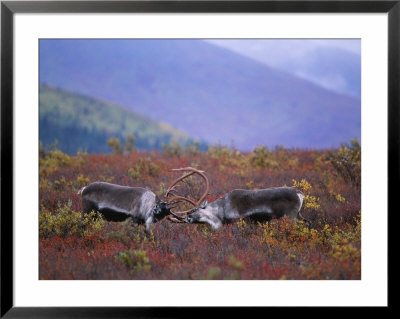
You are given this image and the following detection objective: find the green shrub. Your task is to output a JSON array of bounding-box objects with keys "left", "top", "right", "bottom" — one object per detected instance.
[
  {"left": 39, "top": 201, "right": 81, "bottom": 238},
  {"left": 54, "top": 176, "right": 69, "bottom": 191},
  {"left": 207, "top": 143, "right": 233, "bottom": 159},
  {"left": 184, "top": 141, "right": 201, "bottom": 156},
  {"left": 249, "top": 145, "right": 278, "bottom": 168},
  {"left": 82, "top": 211, "right": 105, "bottom": 236},
  {"left": 118, "top": 249, "right": 151, "bottom": 272},
  {"left": 329, "top": 139, "right": 361, "bottom": 187},
  {"left": 76, "top": 174, "right": 90, "bottom": 187},
  {"left": 125, "top": 134, "right": 137, "bottom": 153},
  {"left": 106, "top": 219, "right": 145, "bottom": 244},
  {"left": 203, "top": 267, "right": 221, "bottom": 280},
  {"left": 107, "top": 137, "right": 123, "bottom": 154},
  {"left": 39, "top": 201, "right": 104, "bottom": 238},
  {"left": 128, "top": 158, "right": 160, "bottom": 180},
  {"left": 162, "top": 140, "right": 183, "bottom": 158}
]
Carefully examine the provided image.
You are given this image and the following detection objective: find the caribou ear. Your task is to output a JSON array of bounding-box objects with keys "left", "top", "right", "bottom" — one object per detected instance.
[{"left": 200, "top": 200, "right": 208, "bottom": 209}]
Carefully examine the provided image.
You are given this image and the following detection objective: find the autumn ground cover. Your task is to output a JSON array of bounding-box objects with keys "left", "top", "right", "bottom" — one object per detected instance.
[{"left": 39, "top": 141, "right": 361, "bottom": 280}]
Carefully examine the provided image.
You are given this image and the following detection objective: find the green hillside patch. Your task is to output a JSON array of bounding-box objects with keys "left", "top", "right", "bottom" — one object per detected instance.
[{"left": 39, "top": 84, "right": 197, "bottom": 154}]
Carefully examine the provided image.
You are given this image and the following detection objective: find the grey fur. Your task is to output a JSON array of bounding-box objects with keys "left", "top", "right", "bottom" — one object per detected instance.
[
  {"left": 186, "top": 187, "right": 306, "bottom": 229},
  {"left": 79, "top": 182, "right": 170, "bottom": 232}
]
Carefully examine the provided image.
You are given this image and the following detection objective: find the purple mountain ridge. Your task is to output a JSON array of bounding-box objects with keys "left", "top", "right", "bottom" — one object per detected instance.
[{"left": 39, "top": 39, "right": 360, "bottom": 150}]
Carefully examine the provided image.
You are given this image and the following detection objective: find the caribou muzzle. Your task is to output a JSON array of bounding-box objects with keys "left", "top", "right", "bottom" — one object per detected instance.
[{"left": 186, "top": 215, "right": 194, "bottom": 223}]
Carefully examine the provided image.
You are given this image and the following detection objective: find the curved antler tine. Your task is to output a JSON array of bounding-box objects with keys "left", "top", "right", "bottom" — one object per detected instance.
[
  {"left": 170, "top": 167, "right": 209, "bottom": 206},
  {"left": 195, "top": 170, "right": 209, "bottom": 206},
  {"left": 167, "top": 197, "right": 197, "bottom": 216},
  {"left": 165, "top": 171, "right": 196, "bottom": 198},
  {"left": 168, "top": 210, "right": 187, "bottom": 220},
  {"left": 167, "top": 216, "right": 187, "bottom": 223},
  {"left": 166, "top": 186, "right": 180, "bottom": 196},
  {"left": 167, "top": 195, "right": 197, "bottom": 205},
  {"left": 171, "top": 166, "right": 205, "bottom": 172},
  {"left": 166, "top": 196, "right": 197, "bottom": 211}
]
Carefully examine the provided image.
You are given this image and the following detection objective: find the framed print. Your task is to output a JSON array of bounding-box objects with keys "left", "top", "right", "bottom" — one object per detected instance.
[{"left": 1, "top": 0, "right": 396, "bottom": 317}]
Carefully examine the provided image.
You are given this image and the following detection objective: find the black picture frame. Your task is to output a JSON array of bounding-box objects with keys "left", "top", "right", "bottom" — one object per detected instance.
[{"left": 1, "top": 1, "right": 395, "bottom": 317}]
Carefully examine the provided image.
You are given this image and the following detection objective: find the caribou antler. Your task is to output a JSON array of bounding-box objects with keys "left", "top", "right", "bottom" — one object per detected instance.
[
  {"left": 165, "top": 167, "right": 210, "bottom": 221},
  {"left": 166, "top": 216, "right": 187, "bottom": 223},
  {"left": 168, "top": 167, "right": 209, "bottom": 206},
  {"left": 165, "top": 171, "right": 196, "bottom": 198},
  {"left": 166, "top": 195, "right": 197, "bottom": 207}
]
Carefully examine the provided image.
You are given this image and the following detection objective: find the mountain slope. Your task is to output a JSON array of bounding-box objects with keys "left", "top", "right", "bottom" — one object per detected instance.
[
  {"left": 39, "top": 85, "right": 197, "bottom": 154},
  {"left": 208, "top": 39, "right": 361, "bottom": 98},
  {"left": 39, "top": 39, "right": 361, "bottom": 150}
]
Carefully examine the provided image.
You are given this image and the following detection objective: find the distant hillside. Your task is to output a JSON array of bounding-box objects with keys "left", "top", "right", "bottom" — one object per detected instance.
[
  {"left": 39, "top": 85, "right": 199, "bottom": 154},
  {"left": 39, "top": 39, "right": 361, "bottom": 150},
  {"left": 208, "top": 39, "right": 361, "bottom": 98}
]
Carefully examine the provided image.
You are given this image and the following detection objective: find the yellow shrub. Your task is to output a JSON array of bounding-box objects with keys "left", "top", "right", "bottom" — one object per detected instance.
[
  {"left": 335, "top": 193, "right": 346, "bottom": 203},
  {"left": 292, "top": 179, "right": 312, "bottom": 193},
  {"left": 236, "top": 219, "right": 247, "bottom": 230},
  {"left": 292, "top": 179, "right": 320, "bottom": 211},
  {"left": 304, "top": 195, "right": 320, "bottom": 211},
  {"left": 329, "top": 243, "right": 360, "bottom": 261},
  {"left": 39, "top": 149, "right": 71, "bottom": 176}
]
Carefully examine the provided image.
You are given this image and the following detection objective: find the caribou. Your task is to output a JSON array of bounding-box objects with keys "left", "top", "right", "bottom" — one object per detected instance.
[
  {"left": 77, "top": 168, "right": 208, "bottom": 232},
  {"left": 166, "top": 167, "right": 308, "bottom": 229},
  {"left": 77, "top": 167, "right": 308, "bottom": 232},
  {"left": 78, "top": 182, "right": 173, "bottom": 232}
]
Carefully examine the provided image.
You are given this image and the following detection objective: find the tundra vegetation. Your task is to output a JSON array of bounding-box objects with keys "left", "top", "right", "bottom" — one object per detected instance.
[{"left": 39, "top": 139, "right": 361, "bottom": 279}]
